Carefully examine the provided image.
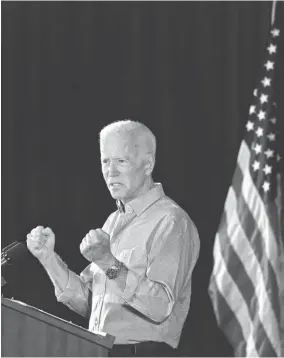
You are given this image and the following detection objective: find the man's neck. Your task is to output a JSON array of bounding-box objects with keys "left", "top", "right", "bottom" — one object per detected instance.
[{"left": 122, "top": 178, "right": 154, "bottom": 205}]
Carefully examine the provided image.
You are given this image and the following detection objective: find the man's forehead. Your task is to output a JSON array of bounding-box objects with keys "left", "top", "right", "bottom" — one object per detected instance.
[
  {"left": 100, "top": 138, "right": 136, "bottom": 157},
  {"left": 101, "top": 132, "right": 139, "bottom": 148},
  {"left": 102, "top": 130, "right": 127, "bottom": 141},
  {"left": 102, "top": 136, "right": 132, "bottom": 148}
]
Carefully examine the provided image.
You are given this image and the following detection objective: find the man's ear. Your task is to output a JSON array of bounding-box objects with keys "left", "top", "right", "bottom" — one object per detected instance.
[{"left": 144, "top": 155, "right": 155, "bottom": 176}]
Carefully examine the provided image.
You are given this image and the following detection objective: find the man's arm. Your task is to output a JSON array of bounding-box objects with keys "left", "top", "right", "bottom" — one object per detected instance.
[
  {"left": 27, "top": 226, "right": 91, "bottom": 318},
  {"left": 40, "top": 251, "right": 69, "bottom": 293},
  {"left": 41, "top": 252, "right": 91, "bottom": 318}
]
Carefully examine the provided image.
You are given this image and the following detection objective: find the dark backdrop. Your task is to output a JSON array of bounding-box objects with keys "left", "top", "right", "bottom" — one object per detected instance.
[{"left": 2, "top": 2, "right": 284, "bottom": 356}]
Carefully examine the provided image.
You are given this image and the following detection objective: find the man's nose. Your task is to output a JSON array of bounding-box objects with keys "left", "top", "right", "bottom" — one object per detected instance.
[{"left": 108, "top": 161, "right": 119, "bottom": 176}]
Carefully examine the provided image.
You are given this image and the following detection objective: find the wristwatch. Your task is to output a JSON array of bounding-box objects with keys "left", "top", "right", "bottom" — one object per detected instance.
[{"left": 105, "top": 258, "right": 124, "bottom": 279}]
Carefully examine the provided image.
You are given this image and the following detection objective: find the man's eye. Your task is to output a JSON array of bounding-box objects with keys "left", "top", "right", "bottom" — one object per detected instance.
[
  {"left": 118, "top": 159, "right": 126, "bottom": 164},
  {"left": 102, "top": 159, "right": 109, "bottom": 164}
]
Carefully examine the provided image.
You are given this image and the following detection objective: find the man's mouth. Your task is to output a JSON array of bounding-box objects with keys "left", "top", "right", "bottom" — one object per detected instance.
[{"left": 109, "top": 183, "right": 123, "bottom": 188}]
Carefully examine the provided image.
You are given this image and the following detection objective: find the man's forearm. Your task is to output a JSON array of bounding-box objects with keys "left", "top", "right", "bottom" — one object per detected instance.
[
  {"left": 40, "top": 251, "right": 69, "bottom": 294},
  {"left": 40, "top": 251, "right": 91, "bottom": 317},
  {"left": 106, "top": 263, "right": 173, "bottom": 323}
]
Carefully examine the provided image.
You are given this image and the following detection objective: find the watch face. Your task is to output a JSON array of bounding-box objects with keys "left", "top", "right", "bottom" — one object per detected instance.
[
  {"left": 106, "top": 260, "right": 123, "bottom": 279},
  {"left": 106, "top": 267, "right": 119, "bottom": 279}
]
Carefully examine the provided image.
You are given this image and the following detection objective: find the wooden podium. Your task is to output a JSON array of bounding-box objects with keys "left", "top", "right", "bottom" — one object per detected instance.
[{"left": 1, "top": 297, "right": 115, "bottom": 356}]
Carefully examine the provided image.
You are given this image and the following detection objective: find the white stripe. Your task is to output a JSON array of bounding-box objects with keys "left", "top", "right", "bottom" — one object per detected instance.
[
  {"left": 223, "top": 186, "right": 281, "bottom": 356},
  {"left": 212, "top": 235, "right": 258, "bottom": 357}
]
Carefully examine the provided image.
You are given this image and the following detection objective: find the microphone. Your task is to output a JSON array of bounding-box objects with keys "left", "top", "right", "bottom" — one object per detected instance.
[{"left": 1, "top": 241, "right": 29, "bottom": 267}]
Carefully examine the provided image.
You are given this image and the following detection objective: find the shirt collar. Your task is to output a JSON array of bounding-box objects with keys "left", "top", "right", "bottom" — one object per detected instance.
[
  {"left": 116, "top": 200, "right": 126, "bottom": 213},
  {"left": 116, "top": 183, "right": 165, "bottom": 216}
]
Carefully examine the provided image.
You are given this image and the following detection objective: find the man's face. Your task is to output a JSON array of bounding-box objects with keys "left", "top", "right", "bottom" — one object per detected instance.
[{"left": 100, "top": 133, "right": 150, "bottom": 203}]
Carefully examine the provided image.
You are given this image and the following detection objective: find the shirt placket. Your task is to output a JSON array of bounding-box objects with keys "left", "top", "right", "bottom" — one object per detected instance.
[{"left": 111, "top": 212, "right": 133, "bottom": 254}]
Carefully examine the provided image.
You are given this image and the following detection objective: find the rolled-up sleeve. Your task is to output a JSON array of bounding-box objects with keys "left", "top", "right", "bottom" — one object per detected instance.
[
  {"left": 56, "top": 265, "right": 93, "bottom": 318},
  {"left": 110, "top": 214, "right": 199, "bottom": 323}
]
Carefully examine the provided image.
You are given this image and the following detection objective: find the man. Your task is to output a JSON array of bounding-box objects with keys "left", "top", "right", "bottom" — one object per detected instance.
[{"left": 26, "top": 120, "right": 200, "bottom": 357}]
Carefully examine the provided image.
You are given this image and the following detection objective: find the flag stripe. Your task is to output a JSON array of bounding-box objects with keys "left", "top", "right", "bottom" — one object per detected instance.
[
  {"left": 231, "top": 159, "right": 281, "bottom": 321},
  {"left": 211, "top": 235, "right": 258, "bottom": 356},
  {"left": 222, "top": 187, "right": 281, "bottom": 355},
  {"left": 218, "top": 198, "right": 279, "bottom": 356}
]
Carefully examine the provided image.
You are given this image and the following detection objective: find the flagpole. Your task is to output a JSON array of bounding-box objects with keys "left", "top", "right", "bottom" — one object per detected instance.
[{"left": 271, "top": 0, "right": 277, "bottom": 25}]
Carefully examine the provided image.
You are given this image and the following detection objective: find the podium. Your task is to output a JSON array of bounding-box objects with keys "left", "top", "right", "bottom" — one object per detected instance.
[{"left": 1, "top": 297, "right": 115, "bottom": 356}]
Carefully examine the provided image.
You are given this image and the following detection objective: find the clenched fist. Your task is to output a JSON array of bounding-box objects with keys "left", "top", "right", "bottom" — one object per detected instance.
[
  {"left": 80, "top": 229, "right": 114, "bottom": 269},
  {"left": 26, "top": 226, "right": 55, "bottom": 263}
]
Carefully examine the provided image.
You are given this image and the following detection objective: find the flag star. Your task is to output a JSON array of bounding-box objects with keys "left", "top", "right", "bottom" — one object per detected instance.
[
  {"left": 270, "top": 117, "right": 277, "bottom": 124},
  {"left": 256, "top": 127, "right": 264, "bottom": 137},
  {"left": 267, "top": 133, "right": 276, "bottom": 141},
  {"left": 260, "top": 94, "right": 268, "bottom": 104},
  {"left": 253, "top": 143, "right": 262, "bottom": 154},
  {"left": 277, "top": 154, "right": 281, "bottom": 162},
  {"left": 264, "top": 61, "right": 274, "bottom": 70},
  {"left": 262, "top": 181, "right": 270, "bottom": 192},
  {"left": 249, "top": 105, "right": 256, "bottom": 114},
  {"left": 271, "top": 28, "right": 280, "bottom": 37},
  {"left": 267, "top": 44, "right": 277, "bottom": 54},
  {"left": 246, "top": 121, "right": 254, "bottom": 131},
  {"left": 264, "top": 149, "right": 274, "bottom": 158},
  {"left": 263, "top": 164, "right": 272, "bottom": 175},
  {"left": 257, "top": 110, "right": 266, "bottom": 120},
  {"left": 261, "top": 77, "right": 271, "bottom": 87},
  {"left": 252, "top": 160, "right": 260, "bottom": 171},
  {"left": 253, "top": 89, "right": 258, "bottom": 97}
]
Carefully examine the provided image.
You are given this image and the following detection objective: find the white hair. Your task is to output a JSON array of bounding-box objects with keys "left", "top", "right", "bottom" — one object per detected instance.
[{"left": 99, "top": 119, "right": 156, "bottom": 158}]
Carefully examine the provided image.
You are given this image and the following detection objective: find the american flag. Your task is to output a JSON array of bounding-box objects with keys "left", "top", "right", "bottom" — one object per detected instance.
[{"left": 208, "top": 8, "right": 284, "bottom": 358}]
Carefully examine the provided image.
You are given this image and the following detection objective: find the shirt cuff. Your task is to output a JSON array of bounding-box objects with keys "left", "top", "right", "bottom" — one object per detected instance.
[{"left": 56, "top": 270, "right": 79, "bottom": 304}]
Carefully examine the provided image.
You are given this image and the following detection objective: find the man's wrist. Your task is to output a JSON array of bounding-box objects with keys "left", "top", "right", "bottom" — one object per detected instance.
[
  {"left": 40, "top": 251, "right": 67, "bottom": 269},
  {"left": 105, "top": 258, "right": 125, "bottom": 280},
  {"left": 39, "top": 251, "right": 55, "bottom": 266},
  {"left": 94, "top": 254, "right": 126, "bottom": 280},
  {"left": 94, "top": 254, "right": 117, "bottom": 272}
]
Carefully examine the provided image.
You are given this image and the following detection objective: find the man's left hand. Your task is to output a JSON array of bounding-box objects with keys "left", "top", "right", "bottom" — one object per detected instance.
[{"left": 80, "top": 229, "right": 115, "bottom": 269}]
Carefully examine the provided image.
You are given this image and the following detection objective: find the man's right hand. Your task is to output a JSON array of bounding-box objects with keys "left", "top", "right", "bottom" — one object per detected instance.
[{"left": 26, "top": 226, "right": 55, "bottom": 263}]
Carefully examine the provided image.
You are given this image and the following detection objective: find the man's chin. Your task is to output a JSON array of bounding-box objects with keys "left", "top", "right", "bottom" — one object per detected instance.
[
  {"left": 110, "top": 193, "right": 122, "bottom": 200},
  {"left": 109, "top": 190, "right": 124, "bottom": 200}
]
